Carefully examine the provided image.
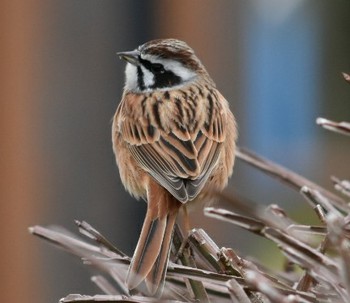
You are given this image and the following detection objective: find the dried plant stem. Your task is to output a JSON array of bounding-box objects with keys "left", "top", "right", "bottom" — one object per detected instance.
[{"left": 236, "top": 147, "right": 348, "bottom": 212}]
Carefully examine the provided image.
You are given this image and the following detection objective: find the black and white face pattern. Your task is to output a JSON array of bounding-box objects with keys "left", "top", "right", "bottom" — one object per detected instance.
[{"left": 124, "top": 52, "right": 197, "bottom": 92}]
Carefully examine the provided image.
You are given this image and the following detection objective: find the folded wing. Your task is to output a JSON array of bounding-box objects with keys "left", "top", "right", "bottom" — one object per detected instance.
[{"left": 119, "top": 92, "right": 227, "bottom": 203}]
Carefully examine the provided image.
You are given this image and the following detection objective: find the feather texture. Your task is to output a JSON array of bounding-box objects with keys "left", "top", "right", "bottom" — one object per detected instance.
[{"left": 117, "top": 85, "right": 229, "bottom": 203}]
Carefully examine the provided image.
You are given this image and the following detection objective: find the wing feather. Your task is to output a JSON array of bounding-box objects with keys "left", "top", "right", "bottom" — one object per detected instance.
[{"left": 118, "top": 89, "right": 228, "bottom": 203}]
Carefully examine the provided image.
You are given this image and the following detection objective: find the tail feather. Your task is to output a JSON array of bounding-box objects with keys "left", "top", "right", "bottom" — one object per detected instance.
[
  {"left": 126, "top": 181, "right": 180, "bottom": 295},
  {"left": 145, "top": 211, "right": 178, "bottom": 295},
  {"left": 126, "top": 214, "right": 167, "bottom": 289}
]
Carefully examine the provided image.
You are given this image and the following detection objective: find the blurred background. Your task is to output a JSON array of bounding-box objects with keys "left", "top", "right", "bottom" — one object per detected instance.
[{"left": 1, "top": 0, "right": 350, "bottom": 302}]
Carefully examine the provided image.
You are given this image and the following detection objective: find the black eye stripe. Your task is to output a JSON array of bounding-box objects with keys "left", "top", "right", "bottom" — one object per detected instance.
[
  {"left": 152, "top": 63, "right": 164, "bottom": 73},
  {"left": 138, "top": 57, "right": 181, "bottom": 89},
  {"left": 151, "top": 71, "right": 181, "bottom": 89},
  {"left": 139, "top": 58, "right": 164, "bottom": 73}
]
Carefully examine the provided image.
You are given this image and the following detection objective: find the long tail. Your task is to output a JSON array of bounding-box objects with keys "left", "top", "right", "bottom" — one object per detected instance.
[{"left": 126, "top": 181, "right": 180, "bottom": 295}]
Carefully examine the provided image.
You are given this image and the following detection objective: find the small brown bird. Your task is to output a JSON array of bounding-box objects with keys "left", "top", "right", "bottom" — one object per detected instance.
[{"left": 112, "top": 39, "right": 237, "bottom": 295}]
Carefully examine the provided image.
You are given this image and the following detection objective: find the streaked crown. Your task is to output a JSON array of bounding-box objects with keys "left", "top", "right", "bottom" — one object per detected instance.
[{"left": 118, "top": 39, "right": 212, "bottom": 92}]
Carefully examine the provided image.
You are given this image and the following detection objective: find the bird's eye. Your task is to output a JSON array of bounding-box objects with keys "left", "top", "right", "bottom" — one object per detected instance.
[{"left": 151, "top": 63, "right": 165, "bottom": 74}]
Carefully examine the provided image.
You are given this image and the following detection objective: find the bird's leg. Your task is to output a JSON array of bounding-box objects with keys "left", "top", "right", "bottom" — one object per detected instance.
[
  {"left": 173, "top": 224, "right": 188, "bottom": 262},
  {"left": 182, "top": 204, "right": 191, "bottom": 234},
  {"left": 173, "top": 205, "right": 192, "bottom": 262}
]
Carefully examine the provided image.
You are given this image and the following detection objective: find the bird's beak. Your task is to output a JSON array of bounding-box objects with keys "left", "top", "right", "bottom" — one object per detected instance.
[{"left": 117, "top": 50, "right": 140, "bottom": 66}]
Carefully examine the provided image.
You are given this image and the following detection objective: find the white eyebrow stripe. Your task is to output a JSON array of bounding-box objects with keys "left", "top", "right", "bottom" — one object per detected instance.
[{"left": 141, "top": 54, "right": 196, "bottom": 82}]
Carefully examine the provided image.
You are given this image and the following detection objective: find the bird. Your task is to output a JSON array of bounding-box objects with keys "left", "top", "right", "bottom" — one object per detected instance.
[{"left": 112, "top": 38, "right": 237, "bottom": 295}]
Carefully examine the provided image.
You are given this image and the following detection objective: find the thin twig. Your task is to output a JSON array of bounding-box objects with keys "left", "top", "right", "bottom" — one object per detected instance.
[
  {"left": 172, "top": 225, "right": 210, "bottom": 302},
  {"left": 236, "top": 147, "right": 348, "bottom": 212}
]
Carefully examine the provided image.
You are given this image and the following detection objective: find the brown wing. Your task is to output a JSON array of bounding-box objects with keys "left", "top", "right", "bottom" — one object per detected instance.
[{"left": 118, "top": 89, "right": 227, "bottom": 203}]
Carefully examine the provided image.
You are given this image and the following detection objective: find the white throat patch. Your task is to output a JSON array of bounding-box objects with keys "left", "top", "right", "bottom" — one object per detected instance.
[
  {"left": 124, "top": 63, "right": 138, "bottom": 91},
  {"left": 124, "top": 63, "right": 155, "bottom": 92}
]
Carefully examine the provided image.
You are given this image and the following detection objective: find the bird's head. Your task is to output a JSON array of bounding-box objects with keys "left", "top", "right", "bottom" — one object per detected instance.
[{"left": 118, "top": 39, "right": 211, "bottom": 93}]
